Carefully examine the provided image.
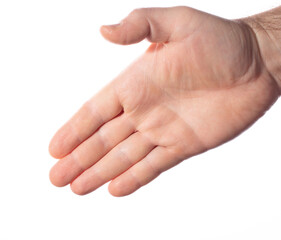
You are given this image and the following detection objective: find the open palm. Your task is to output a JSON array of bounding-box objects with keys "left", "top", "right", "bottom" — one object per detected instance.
[{"left": 49, "top": 7, "right": 279, "bottom": 196}]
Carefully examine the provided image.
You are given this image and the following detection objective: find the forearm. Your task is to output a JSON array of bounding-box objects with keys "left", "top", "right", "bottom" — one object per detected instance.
[{"left": 242, "top": 6, "right": 281, "bottom": 94}]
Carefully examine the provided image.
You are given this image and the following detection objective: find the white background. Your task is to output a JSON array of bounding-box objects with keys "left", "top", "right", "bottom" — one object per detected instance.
[{"left": 0, "top": 0, "right": 280, "bottom": 239}]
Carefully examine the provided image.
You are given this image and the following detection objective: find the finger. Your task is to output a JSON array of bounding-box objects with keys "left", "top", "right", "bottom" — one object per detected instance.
[
  {"left": 70, "top": 132, "right": 155, "bottom": 195},
  {"left": 108, "top": 146, "right": 180, "bottom": 197},
  {"left": 49, "top": 114, "right": 135, "bottom": 187},
  {"left": 49, "top": 84, "right": 122, "bottom": 159},
  {"left": 100, "top": 7, "right": 196, "bottom": 45}
]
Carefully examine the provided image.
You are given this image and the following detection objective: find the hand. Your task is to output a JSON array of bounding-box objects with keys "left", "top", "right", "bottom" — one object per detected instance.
[{"left": 49, "top": 7, "right": 280, "bottom": 196}]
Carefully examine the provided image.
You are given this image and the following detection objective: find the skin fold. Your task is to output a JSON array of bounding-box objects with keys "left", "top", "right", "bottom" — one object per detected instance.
[{"left": 49, "top": 6, "right": 281, "bottom": 196}]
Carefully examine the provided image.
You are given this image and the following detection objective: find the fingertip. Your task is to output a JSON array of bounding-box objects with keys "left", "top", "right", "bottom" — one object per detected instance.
[
  {"left": 108, "top": 179, "right": 139, "bottom": 197},
  {"left": 49, "top": 165, "right": 68, "bottom": 188},
  {"left": 49, "top": 142, "right": 66, "bottom": 160},
  {"left": 48, "top": 127, "right": 76, "bottom": 159},
  {"left": 100, "top": 16, "right": 148, "bottom": 45},
  {"left": 70, "top": 179, "right": 92, "bottom": 196},
  {"left": 48, "top": 137, "right": 61, "bottom": 159},
  {"left": 70, "top": 182, "right": 85, "bottom": 196},
  {"left": 100, "top": 24, "right": 121, "bottom": 43},
  {"left": 100, "top": 24, "right": 120, "bottom": 34},
  {"left": 49, "top": 156, "right": 83, "bottom": 188},
  {"left": 48, "top": 129, "right": 68, "bottom": 159},
  {"left": 108, "top": 181, "right": 123, "bottom": 197}
]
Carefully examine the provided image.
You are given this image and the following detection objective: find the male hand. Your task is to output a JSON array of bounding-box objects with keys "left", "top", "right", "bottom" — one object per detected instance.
[{"left": 49, "top": 7, "right": 280, "bottom": 196}]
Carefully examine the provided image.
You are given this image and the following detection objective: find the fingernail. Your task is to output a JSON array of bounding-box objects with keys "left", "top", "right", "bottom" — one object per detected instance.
[
  {"left": 105, "top": 23, "right": 121, "bottom": 28},
  {"left": 102, "top": 23, "right": 121, "bottom": 33}
]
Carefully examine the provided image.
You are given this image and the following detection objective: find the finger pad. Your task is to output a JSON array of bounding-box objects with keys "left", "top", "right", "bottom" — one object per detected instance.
[
  {"left": 49, "top": 157, "right": 83, "bottom": 187},
  {"left": 108, "top": 177, "right": 140, "bottom": 197},
  {"left": 49, "top": 129, "right": 79, "bottom": 159}
]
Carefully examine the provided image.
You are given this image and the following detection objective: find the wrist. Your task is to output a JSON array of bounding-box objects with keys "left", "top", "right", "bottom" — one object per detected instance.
[{"left": 241, "top": 7, "right": 281, "bottom": 95}]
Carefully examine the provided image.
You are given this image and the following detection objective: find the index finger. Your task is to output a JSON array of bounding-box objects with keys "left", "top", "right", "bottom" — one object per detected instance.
[{"left": 49, "top": 84, "right": 122, "bottom": 159}]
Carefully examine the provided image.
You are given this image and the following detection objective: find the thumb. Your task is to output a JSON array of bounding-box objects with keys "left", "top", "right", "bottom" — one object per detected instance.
[{"left": 100, "top": 7, "right": 195, "bottom": 45}]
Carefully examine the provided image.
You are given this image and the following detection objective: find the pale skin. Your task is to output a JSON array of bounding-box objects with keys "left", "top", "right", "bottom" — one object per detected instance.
[{"left": 49, "top": 6, "right": 281, "bottom": 196}]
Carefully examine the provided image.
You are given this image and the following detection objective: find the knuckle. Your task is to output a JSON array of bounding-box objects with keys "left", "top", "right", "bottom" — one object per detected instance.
[
  {"left": 116, "top": 146, "right": 134, "bottom": 166},
  {"left": 128, "top": 8, "right": 145, "bottom": 18},
  {"left": 144, "top": 158, "right": 161, "bottom": 177},
  {"left": 97, "top": 126, "right": 111, "bottom": 150},
  {"left": 127, "top": 169, "right": 143, "bottom": 188},
  {"left": 70, "top": 151, "right": 85, "bottom": 170}
]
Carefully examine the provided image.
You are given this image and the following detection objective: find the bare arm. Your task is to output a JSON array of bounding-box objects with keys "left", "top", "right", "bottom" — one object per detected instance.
[{"left": 242, "top": 6, "right": 281, "bottom": 92}]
